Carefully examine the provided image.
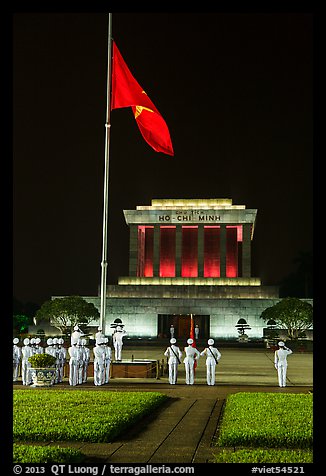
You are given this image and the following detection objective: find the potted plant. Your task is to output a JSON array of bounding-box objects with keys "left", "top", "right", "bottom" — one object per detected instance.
[{"left": 28, "top": 353, "right": 57, "bottom": 387}]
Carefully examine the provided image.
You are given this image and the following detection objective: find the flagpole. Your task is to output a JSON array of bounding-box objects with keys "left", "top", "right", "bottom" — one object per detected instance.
[{"left": 99, "top": 12, "right": 113, "bottom": 331}]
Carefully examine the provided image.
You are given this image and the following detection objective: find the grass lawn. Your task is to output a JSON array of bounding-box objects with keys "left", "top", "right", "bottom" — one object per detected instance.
[
  {"left": 13, "top": 444, "right": 84, "bottom": 464},
  {"left": 14, "top": 389, "right": 168, "bottom": 443},
  {"left": 212, "top": 392, "right": 313, "bottom": 463}
]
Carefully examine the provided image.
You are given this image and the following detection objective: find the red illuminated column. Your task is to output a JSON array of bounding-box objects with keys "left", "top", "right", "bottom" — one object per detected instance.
[
  {"left": 159, "top": 226, "right": 176, "bottom": 277},
  {"left": 153, "top": 225, "right": 160, "bottom": 277},
  {"left": 197, "top": 225, "right": 204, "bottom": 277},
  {"left": 181, "top": 227, "right": 198, "bottom": 277},
  {"left": 204, "top": 226, "right": 220, "bottom": 277},
  {"left": 137, "top": 226, "right": 145, "bottom": 276},
  {"left": 220, "top": 225, "right": 226, "bottom": 277},
  {"left": 175, "top": 225, "right": 182, "bottom": 277},
  {"left": 226, "top": 227, "right": 238, "bottom": 277},
  {"left": 144, "top": 227, "right": 154, "bottom": 277}
]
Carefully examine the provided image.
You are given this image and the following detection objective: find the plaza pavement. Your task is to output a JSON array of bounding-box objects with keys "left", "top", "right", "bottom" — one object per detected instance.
[{"left": 14, "top": 346, "right": 313, "bottom": 464}]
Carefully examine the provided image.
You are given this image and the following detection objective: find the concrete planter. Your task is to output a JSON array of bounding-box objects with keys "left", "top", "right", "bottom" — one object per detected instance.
[{"left": 30, "top": 368, "right": 56, "bottom": 387}]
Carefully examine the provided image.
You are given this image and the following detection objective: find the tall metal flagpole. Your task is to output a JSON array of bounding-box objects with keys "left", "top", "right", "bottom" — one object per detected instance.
[{"left": 99, "top": 13, "right": 113, "bottom": 331}]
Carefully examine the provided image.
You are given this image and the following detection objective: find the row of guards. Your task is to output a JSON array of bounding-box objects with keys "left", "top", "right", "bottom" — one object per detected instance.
[{"left": 164, "top": 315, "right": 221, "bottom": 386}]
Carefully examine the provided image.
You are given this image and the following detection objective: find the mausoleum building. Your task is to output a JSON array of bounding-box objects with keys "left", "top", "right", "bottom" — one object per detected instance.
[{"left": 83, "top": 199, "right": 288, "bottom": 341}]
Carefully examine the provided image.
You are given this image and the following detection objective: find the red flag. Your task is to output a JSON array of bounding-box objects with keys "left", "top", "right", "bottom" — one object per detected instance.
[
  {"left": 190, "top": 314, "right": 196, "bottom": 346},
  {"left": 111, "top": 42, "right": 174, "bottom": 156}
]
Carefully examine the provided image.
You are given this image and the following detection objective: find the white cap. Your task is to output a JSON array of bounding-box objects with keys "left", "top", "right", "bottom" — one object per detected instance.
[
  {"left": 53, "top": 338, "right": 58, "bottom": 345},
  {"left": 58, "top": 338, "right": 64, "bottom": 345},
  {"left": 208, "top": 339, "right": 214, "bottom": 346},
  {"left": 13, "top": 337, "right": 19, "bottom": 345},
  {"left": 187, "top": 338, "right": 193, "bottom": 345},
  {"left": 278, "top": 341, "right": 285, "bottom": 347},
  {"left": 23, "top": 338, "right": 30, "bottom": 345},
  {"left": 47, "top": 338, "right": 53, "bottom": 346},
  {"left": 81, "top": 338, "right": 86, "bottom": 345},
  {"left": 74, "top": 325, "right": 79, "bottom": 331},
  {"left": 30, "top": 338, "right": 36, "bottom": 344},
  {"left": 170, "top": 338, "right": 176, "bottom": 344},
  {"left": 35, "top": 338, "right": 41, "bottom": 344},
  {"left": 116, "top": 326, "right": 122, "bottom": 331},
  {"left": 98, "top": 327, "right": 102, "bottom": 331}
]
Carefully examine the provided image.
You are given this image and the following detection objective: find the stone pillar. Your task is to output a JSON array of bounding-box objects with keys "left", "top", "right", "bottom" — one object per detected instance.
[
  {"left": 197, "top": 224, "right": 204, "bottom": 277},
  {"left": 242, "top": 223, "right": 251, "bottom": 277},
  {"left": 129, "top": 224, "right": 138, "bottom": 277},
  {"left": 220, "top": 225, "right": 226, "bottom": 278},
  {"left": 153, "top": 225, "right": 160, "bottom": 277},
  {"left": 175, "top": 225, "right": 182, "bottom": 277}
]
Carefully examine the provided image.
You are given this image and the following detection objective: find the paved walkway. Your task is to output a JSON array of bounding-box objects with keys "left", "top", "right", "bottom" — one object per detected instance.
[{"left": 14, "top": 347, "right": 313, "bottom": 464}]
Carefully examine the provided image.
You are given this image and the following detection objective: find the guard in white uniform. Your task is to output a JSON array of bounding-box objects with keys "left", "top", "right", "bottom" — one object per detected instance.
[
  {"left": 183, "top": 338, "right": 200, "bottom": 385},
  {"left": 30, "top": 338, "right": 36, "bottom": 353},
  {"left": 164, "top": 338, "right": 182, "bottom": 384},
  {"left": 71, "top": 325, "right": 82, "bottom": 345},
  {"left": 45, "top": 338, "right": 56, "bottom": 358},
  {"left": 95, "top": 327, "right": 105, "bottom": 344},
  {"left": 169, "top": 324, "right": 175, "bottom": 339},
  {"left": 274, "top": 341, "right": 293, "bottom": 387},
  {"left": 13, "top": 338, "right": 21, "bottom": 382},
  {"left": 93, "top": 338, "right": 105, "bottom": 386},
  {"left": 34, "top": 337, "right": 44, "bottom": 354},
  {"left": 112, "top": 326, "right": 127, "bottom": 361},
  {"left": 57, "top": 338, "right": 66, "bottom": 383},
  {"left": 195, "top": 325, "right": 200, "bottom": 340},
  {"left": 68, "top": 340, "right": 81, "bottom": 386},
  {"left": 21, "top": 338, "right": 33, "bottom": 385},
  {"left": 103, "top": 337, "right": 112, "bottom": 384},
  {"left": 200, "top": 339, "right": 221, "bottom": 385},
  {"left": 52, "top": 338, "right": 60, "bottom": 383},
  {"left": 80, "top": 338, "right": 90, "bottom": 383}
]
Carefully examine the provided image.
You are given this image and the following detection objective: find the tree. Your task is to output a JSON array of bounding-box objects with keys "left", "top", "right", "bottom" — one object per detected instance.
[
  {"left": 260, "top": 297, "right": 313, "bottom": 340},
  {"left": 13, "top": 313, "right": 31, "bottom": 334},
  {"left": 34, "top": 296, "right": 100, "bottom": 336},
  {"left": 13, "top": 297, "right": 40, "bottom": 334}
]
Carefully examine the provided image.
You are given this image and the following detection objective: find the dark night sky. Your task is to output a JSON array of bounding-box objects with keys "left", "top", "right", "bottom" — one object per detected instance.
[{"left": 13, "top": 12, "right": 313, "bottom": 306}]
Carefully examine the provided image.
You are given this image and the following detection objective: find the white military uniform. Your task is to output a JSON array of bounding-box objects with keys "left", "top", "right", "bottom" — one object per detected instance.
[
  {"left": 57, "top": 338, "right": 66, "bottom": 383},
  {"left": 71, "top": 325, "right": 82, "bottom": 345},
  {"left": 95, "top": 327, "right": 105, "bottom": 344},
  {"left": 170, "top": 325, "right": 175, "bottom": 338},
  {"left": 164, "top": 338, "right": 182, "bottom": 384},
  {"left": 21, "top": 338, "right": 33, "bottom": 385},
  {"left": 45, "top": 338, "right": 56, "bottom": 359},
  {"left": 81, "top": 339, "right": 90, "bottom": 383},
  {"left": 274, "top": 341, "right": 293, "bottom": 387},
  {"left": 13, "top": 338, "right": 21, "bottom": 382},
  {"left": 113, "top": 326, "right": 126, "bottom": 361},
  {"left": 93, "top": 339, "right": 105, "bottom": 386},
  {"left": 68, "top": 341, "right": 81, "bottom": 386},
  {"left": 200, "top": 339, "right": 221, "bottom": 385},
  {"left": 52, "top": 338, "right": 60, "bottom": 383},
  {"left": 195, "top": 325, "right": 200, "bottom": 340},
  {"left": 183, "top": 338, "right": 201, "bottom": 385},
  {"left": 103, "top": 338, "right": 112, "bottom": 384},
  {"left": 34, "top": 337, "right": 44, "bottom": 354},
  {"left": 30, "top": 338, "right": 36, "bottom": 353}
]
